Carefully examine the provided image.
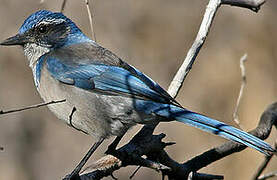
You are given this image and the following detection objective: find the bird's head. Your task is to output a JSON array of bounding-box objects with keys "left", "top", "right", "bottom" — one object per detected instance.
[
  {"left": 1, "top": 10, "right": 90, "bottom": 48},
  {"left": 0, "top": 10, "right": 91, "bottom": 67}
]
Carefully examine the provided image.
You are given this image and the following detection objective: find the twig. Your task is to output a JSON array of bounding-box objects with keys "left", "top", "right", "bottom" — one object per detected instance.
[
  {"left": 233, "top": 54, "right": 247, "bottom": 129},
  {"left": 253, "top": 141, "right": 277, "bottom": 180},
  {"left": 129, "top": 166, "right": 142, "bottom": 179},
  {"left": 188, "top": 172, "right": 224, "bottom": 180},
  {"left": 221, "top": 0, "right": 266, "bottom": 12},
  {"left": 85, "top": 0, "right": 97, "bottom": 42},
  {"left": 258, "top": 171, "right": 277, "bottom": 180},
  {"left": 168, "top": 0, "right": 221, "bottom": 98},
  {"left": 0, "top": 99, "right": 66, "bottom": 116},
  {"left": 60, "top": 0, "right": 68, "bottom": 13},
  {"left": 253, "top": 155, "right": 273, "bottom": 180}
]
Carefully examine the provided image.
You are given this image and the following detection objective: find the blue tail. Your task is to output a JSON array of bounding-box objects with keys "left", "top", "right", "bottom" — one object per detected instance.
[{"left": 136, "top": 101, "right": 275, "bottom": 155}]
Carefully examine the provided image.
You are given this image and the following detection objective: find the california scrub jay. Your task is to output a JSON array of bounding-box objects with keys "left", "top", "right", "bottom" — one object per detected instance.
[{"left": 0, "top": 10, "right": 275, "bottom": 178}]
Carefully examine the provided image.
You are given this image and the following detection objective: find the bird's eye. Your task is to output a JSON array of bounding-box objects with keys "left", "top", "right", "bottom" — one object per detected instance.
[{"left": 38, "top": 25, "right": 48, "bottom": 34}]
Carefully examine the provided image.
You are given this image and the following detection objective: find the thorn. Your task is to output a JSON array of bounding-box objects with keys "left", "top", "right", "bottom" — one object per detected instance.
[
  {"left": 129, "top": 166, "right": 141, "bottom": 179},
  {"left": 164, "top": 142, "right": 176, "bottom": 147}
]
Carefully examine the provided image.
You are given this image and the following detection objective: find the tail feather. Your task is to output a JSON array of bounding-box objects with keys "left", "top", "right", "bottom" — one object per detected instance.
[{"left": 152, "top": 104, "right": 275, "bottom": 155}]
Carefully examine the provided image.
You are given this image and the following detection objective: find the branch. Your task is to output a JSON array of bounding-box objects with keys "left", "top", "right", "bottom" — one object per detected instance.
[
  {"left": 188, "top": 172, "right": 224, "bottom": 180},
  {"left": 221, "top": 0, "right": 266, "bottom": 12},
  {"left": 168, "top": 0, "right": 221, "bottom": 98},
  {"left": 60, "top": 0, "right": 68, "bottom": 13},
  {"left": 84, "top": 0, "right": 97, "bottom": 42},
  {"left": 253, "top": 154, "right": 273, "bottom": 179},
  {"left": 79, "top": 125, "right": 172, "bottom": 179},
  {"left": 253, "top": 141, "right": 277, "bottom": 179},
  {"left": 233, "top": 54, "right": 247, "bottom": 129},
  {"left": 0, "top": 99, "right": 66, "bottom": 116},
  {"left": 258, "top": 171, "right": 277, "bottom": 180}
]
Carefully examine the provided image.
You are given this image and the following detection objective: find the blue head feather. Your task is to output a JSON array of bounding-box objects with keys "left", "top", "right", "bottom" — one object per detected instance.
[
  {"left": 19, "top": 10, "right": 91, "bottom": 46},
  {"left": 19, "top": 10, "right": 53, "bottom": 34}
]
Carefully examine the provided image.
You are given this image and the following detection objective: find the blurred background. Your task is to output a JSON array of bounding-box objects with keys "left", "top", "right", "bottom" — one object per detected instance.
[{"left": 0, "top": 0, "right": 276, "bottom": 179}]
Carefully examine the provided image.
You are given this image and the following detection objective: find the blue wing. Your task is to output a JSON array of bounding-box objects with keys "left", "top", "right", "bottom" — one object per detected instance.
[{"left": 43, "top": 52, "right": 175, "bottom": 104}]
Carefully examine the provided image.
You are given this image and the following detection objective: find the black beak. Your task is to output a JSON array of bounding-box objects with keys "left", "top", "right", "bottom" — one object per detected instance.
[{"left": 0, "top": 34, "right": 28, "bottom": 46}]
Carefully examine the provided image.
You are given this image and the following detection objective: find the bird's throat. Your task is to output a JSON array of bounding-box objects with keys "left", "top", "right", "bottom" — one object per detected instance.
[
  {"left": 23, "top": 43, "right": 50, "bottom": 69},
  {"left": 23, "top": 43, "right": 50, "bottom": 88}
]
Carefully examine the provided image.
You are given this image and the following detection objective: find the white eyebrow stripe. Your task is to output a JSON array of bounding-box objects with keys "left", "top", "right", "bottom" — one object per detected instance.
[{"left": 38, "top": 18, "right": 66, "bottom": 26}]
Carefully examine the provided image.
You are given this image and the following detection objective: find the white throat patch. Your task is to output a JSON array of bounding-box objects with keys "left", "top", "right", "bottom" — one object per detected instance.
[
  {"left": 23, "top": 43, "right": 50, "bottom": 69},
  {"left": 23, "top": 43, "right": 50, "bottom": 88}
]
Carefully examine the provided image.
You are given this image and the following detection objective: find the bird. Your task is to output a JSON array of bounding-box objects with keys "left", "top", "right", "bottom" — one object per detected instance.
[{"left": 0, "top": 10, "right": 275, "bottom": 179}]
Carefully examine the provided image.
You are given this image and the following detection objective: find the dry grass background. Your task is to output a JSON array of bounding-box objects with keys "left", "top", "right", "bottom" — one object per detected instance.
[{"left": 0, "top": 0, "right": 277, "bottom": 179}]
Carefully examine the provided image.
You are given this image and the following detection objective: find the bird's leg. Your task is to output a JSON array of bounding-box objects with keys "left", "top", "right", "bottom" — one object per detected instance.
[
  {"left": 64, "top": 138, "right": 105, "bottom": 180},
  {"left": 106, "top": 135, "right": 124, "bottom": 155}
]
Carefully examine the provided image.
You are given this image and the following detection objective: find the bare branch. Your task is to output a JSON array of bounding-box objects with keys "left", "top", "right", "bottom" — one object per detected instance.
[
  {"left": 188, "top": 172, "right": 223, "bottom": 180},
  {"left": 253, "top": 141, "right": 277, "bottom": 180},
  {"left": 60, "top": 0, "right": 68, "bottom": 13},
  {"left": 0, "top": 99, "right": 66, "bottom": 116},
  {"left": 233, "top": 54, "right": 247, "bottom": 129},
  {"left": 253, "top": 155, "right": 273, "bottom": 180},
  {"left": 221, "top": 0, "right": 266, "bottom": 12},
  {"left": 168, "top": 0, "right": 221, "bottom": 98},
  {"left": 85, "top": 0, "right": 97, "bottom": 42},
  {"left": 258, "top": 171, "right": 277, "bottom": 180},
  {"left": 167, "top": 0, "right": 266, "bottom": 98},
  {"left": 129, "top": 166, "right": 141, "bottom": 179}
]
